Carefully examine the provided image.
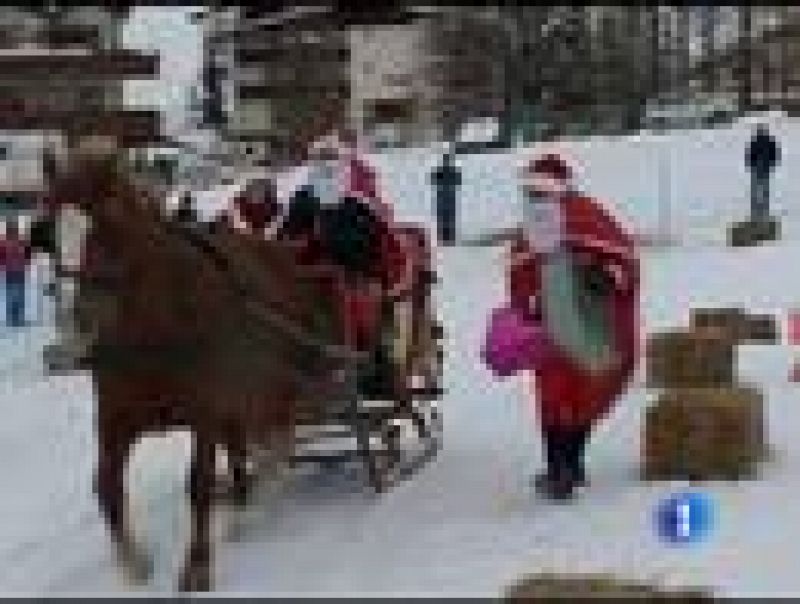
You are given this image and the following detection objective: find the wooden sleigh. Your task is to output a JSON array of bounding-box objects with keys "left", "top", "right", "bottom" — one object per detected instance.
[{"left": 34, "top": 193, "right": 445, "bottom": 496}]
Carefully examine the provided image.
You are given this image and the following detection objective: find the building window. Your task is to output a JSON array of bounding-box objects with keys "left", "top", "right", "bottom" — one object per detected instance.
[{"left": 0, "top": 145, "right": 9, "bottom": 161}]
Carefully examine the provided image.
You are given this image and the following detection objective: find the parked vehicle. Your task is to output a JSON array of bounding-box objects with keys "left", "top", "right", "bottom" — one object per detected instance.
[{"left": 642, "top": 95, "right": 739, "bottom": 131}]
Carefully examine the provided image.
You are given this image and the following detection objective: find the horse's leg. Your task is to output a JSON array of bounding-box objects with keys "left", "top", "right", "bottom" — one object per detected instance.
[
  {"left": 94, "top": 417, "right": 152, "bottom": 584},
  {"left": 228, "top": 438, "right": 254, "bottom": 506},
  {"left": 179, "top": 429, "right": 215, "bottom": 592}
]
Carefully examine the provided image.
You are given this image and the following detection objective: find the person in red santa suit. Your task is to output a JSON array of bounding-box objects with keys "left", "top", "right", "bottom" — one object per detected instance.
[
  {"left": 277, "top": 129, "right": 415, "bottom": 397},
  {"left": 472, "top": 153, "right": 640, "bottom": 500}
]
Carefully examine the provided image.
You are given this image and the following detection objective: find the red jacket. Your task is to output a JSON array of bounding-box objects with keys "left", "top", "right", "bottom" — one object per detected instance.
[
  {"left": 508, "top": 194, "right": 640, "bottom": 430},
  {"left": 0, "top": 234, "right": 31, "bottom": 273}
]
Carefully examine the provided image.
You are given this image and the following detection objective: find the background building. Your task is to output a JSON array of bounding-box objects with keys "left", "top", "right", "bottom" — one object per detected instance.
[
  {"left": 0, "top": 5, "right": 161, "bottom": 208},
  {"left": 349, "top": 19, "right": 440, "bottom": 148},
  {"left": 201, "top": 7, "right": 352, "bottom": 169},
  {"left": 196, "top": 4, "right": 800, "bottom": 159}
]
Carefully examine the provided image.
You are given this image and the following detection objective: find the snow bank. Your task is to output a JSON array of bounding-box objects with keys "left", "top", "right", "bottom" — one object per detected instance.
[{"left": 369, "top": 114, "right": 800, "bottom": 247}]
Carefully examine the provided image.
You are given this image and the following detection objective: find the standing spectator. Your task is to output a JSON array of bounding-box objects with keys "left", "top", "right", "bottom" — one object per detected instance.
[
  {"left": 745, "top": 124, "right": 780, "bottom": 222},
  {"left": 431, "top": 149, "right": 462, "bottom": 245},
  {"left": 0, "top": 219, "right": 32, "bottom": 327}
]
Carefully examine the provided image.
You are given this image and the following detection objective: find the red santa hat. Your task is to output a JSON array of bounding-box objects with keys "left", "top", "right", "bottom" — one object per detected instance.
[
  {"left": 521, "top": 153, "right": 573, "bottom": 195},
  {"left": 232, "top": 179, "right": 280, "bottom": 232}
]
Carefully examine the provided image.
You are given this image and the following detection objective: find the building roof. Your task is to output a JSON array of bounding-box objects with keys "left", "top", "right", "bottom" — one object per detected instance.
[
  {"left": 0, "top": 108, "right": 163, "bottom": 147},
  {"left": 210, "top": 4, "right": 434, "bottom": 38}
]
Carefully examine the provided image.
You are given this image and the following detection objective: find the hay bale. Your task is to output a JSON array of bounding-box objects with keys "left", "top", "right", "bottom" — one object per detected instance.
[
  {"left": 646, "top": 330, "right": 735, "bottom": 389},
  {"left": 690, "top": 308, "right": 779, "bottom": 345},
  {"left": 641, "top": 385, "right": 768, "bottom": 481},
  {"left": 504, "top": 572, "right": 714, "bottom": 601},
  {"left": 728, "top": 217, "right": 780, "bottom": 247}
]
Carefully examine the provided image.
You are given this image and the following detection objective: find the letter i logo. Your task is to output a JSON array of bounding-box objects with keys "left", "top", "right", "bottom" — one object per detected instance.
[
  {"left": 678, "top": 500, "right": 691, "bottom": 540},
  {"left": 656, "top": 491, "right": 714, "bottom": 545}
]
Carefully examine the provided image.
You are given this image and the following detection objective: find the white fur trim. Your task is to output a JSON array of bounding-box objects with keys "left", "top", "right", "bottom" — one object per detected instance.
[
  {"left": 521, "top": 175, "right": 570, "bottom": 196},
  {"left": 603, "top": 262, "right": 628, "bottom": 289}
]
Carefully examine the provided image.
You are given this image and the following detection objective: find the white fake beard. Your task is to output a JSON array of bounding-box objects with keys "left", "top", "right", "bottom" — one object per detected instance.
[
  {"left": 522, "top": 191, "right": 565, "bottom": 255},
  {"left": 308, "top": 161, "right": 340, "bottom": 206}
]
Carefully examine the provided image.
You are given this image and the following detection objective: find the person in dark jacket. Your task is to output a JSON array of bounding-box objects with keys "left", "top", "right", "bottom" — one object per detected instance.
[
  {"left": 277, "top": 185, "right": 323, "bottom": 248},
  {"left": 431, "top": 151, "right": 462, "bottom": 245},
  {"left": 0, "top": 219, "right": 32, "bottom": 327},
  {"left": 745, "top": 124, "right": 780, "bottom": 222}
]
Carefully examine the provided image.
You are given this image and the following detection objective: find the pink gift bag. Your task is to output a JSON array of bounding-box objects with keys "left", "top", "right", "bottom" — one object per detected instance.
[{"left": 481, "top": 305, "right": 553, "bottom": 378}]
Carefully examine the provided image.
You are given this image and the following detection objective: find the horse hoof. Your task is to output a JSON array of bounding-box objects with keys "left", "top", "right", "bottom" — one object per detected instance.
[
  {"left": 119, "top": 545, "right": 153, "bottom": 586},
  {"left": 230, "top": 478, "right": 255, "bottom": 506},
  {"left": 178, "top": 564, "right": 212, "bottom": 593}
]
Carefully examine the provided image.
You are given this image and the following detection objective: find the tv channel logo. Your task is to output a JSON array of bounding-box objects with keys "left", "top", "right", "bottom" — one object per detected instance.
[{"left": 655, "top": 491, "right": 715, "bottom": 545}]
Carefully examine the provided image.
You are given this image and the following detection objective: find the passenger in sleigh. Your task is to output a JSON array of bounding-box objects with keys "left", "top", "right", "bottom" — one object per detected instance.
[{"left": 277, "top": 136, "right": 416, "bottom": 399}]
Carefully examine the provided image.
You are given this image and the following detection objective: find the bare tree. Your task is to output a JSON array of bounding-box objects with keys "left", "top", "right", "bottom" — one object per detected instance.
[
  {"left": 739, "top": 5, "right": 753, "bottom": 111},
  {"left": 646, "top": 7, "right": 659, "bottom": 101},
  {"left": 701, "top": 5, "right": 717, "bottom": 96}
]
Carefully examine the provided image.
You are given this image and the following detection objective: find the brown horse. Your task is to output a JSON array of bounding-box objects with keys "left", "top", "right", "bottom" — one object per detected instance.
[{"left": 49, "top": 159, "right": 360, "bottom": 592}]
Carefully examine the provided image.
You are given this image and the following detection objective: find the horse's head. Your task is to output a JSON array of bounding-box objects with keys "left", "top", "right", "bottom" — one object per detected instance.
[
  {"left": 64, "top": 155, "right": 126, "bottom": 213},
  {"left": 29, "top": 134, "right": 117, "bottom": 258},
  {"left": 33, "top": 132, "right": 158, "bottom": 296}
]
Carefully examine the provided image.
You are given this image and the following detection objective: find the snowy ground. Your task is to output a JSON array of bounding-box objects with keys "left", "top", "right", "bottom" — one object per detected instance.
[{"left": 2, "top": 118, "right": 800, "bottom": 596}]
